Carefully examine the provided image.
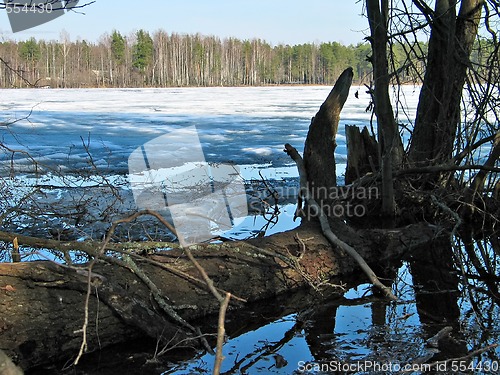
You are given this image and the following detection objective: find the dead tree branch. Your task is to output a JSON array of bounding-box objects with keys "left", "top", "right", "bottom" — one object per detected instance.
[
  {"left": 303, "top": 67, "right": 353, "bottom": 197},
  {"left": 213, "top": 292, "right": 231, "bottom": 375}
]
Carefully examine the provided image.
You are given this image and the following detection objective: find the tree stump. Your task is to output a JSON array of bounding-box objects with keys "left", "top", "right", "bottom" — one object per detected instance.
[
  {"left": 345, "top": 125, "right": 379, "bottom": 184},
  {"left": 303, "top": 67, "right": 353, "bottom": 207}
]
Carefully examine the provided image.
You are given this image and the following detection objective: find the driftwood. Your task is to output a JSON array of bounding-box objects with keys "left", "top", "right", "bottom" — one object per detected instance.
[{"left": 0, "top": 222, "right": 440, "bottom": 370}]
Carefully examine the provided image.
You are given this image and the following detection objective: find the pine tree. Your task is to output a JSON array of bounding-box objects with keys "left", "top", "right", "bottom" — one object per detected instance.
[
  {"left": 132, "top": 30, "right": 154, "bottom": 71},
  {"left": 111, "top": 30, "right": 126, "bottom": 65},
  {"left": 19, "top": 38, "right": 41, "bottom": 63}
]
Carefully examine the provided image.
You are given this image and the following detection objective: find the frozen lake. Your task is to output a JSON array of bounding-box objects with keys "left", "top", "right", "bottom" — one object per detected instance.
[{"left": 0, "top": 85, "right": 420, "bottom": 178}]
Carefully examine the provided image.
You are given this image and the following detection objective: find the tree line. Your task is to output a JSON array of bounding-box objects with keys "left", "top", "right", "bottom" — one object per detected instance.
[{"left": 0, "top": 29, "right": 429, "bottom": 88}]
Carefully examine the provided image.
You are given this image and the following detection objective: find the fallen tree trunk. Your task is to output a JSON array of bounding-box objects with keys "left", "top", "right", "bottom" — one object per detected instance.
[{"left": 0, "top": 221, "right": 440, "bottom": 370}]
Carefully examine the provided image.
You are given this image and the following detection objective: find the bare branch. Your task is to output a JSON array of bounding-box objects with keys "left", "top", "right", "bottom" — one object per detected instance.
[{"left": 213, "top": 292, "right": 231, "bottom": 375}]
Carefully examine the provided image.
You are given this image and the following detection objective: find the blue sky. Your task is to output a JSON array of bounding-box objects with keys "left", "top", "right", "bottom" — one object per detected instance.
[{"left": 0, "top": 1, "right": 368, "bottom": 45}]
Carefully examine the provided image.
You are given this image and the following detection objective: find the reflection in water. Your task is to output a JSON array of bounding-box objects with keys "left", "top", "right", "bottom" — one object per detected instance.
[
  {"left": 460, "top": 232, "right": 500, "bottom": 303},
  {"left": 36, "top": 238, "right": 499, "bottom": 374},
  {"left": 163, "top": 237, "right": 499, "bottom": 375},
  {"left": 452, "top": 233, "right": 500, "bottom": 369},
  {"left": 408, "top": 239, "right": 468, "bottom": 362}
]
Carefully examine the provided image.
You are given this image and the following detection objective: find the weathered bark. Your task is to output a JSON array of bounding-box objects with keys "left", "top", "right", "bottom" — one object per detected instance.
[
  {"left": 0, "top": 222, "right": 440, "bottom": 370},
  {"left": 408, "top": 0, "right": 483, "bottom": 166},
  {"left": 303, "top": 67, "right": 353, "bottom": 206},
  {"left": 345, "top": 125, "right": 379, "bottom": 184}
]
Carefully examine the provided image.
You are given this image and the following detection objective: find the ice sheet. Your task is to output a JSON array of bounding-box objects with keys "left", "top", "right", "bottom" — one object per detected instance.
[{"left": 0, "top": 85, "right": 421, "bottom": 174}]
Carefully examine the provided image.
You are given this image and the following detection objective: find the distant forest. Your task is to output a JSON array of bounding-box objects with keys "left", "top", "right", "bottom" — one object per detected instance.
[{"left": 0, "top": 28, "right": 487, "bottom": 88}]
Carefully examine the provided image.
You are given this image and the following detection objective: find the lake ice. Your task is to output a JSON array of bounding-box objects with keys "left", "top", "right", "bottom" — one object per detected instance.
[
  {"left": 0, "top": 85, "right": 420, "bottom": 175},
  {"left": 0, "top": 85, "right": 421, "bottom": 241}
]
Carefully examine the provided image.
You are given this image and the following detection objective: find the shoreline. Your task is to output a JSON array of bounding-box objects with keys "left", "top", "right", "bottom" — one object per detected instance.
[{"left": 0, "top": 82, "right": 424, "bottom": 90}]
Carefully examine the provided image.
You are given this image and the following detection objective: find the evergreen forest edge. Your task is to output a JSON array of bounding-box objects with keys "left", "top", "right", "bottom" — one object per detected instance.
[{"left": 0, "top": 29, "right": 494, "bottom": 88}]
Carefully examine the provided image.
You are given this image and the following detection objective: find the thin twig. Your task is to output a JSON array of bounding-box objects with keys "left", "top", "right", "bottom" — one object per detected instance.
[{"left": 213, "top": 293, "right": 231, "bottom": 375}]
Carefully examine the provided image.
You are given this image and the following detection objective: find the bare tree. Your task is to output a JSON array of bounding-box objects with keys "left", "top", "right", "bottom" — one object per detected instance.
[{"left": 360, "top": 0, "right": 499, "bottom": 203}]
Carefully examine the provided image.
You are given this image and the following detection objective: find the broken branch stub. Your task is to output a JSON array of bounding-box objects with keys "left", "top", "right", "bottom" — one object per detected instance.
[{"left": 303, "top": 67, "right": 353, "bottom": 206}]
